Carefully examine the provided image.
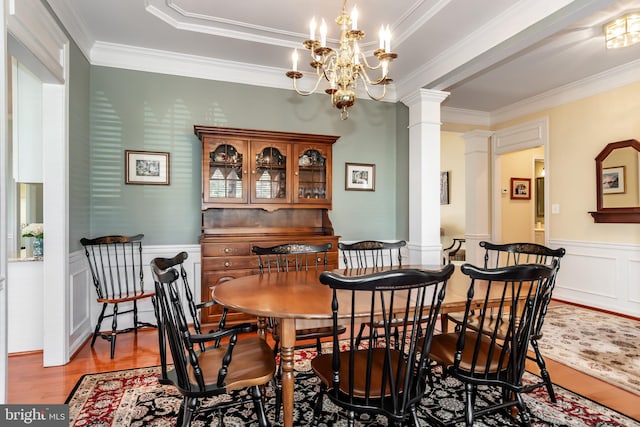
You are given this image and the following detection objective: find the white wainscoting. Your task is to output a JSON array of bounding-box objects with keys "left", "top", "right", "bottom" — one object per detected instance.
[
  {"left": 549, "top": 239, "right": 640, "bottom": 318},
  {"left": 68, "top": 244, "right": 201, "bottom": 358},
  {"left": 55, "top": 238, "right": 640, "bottom": 359}
]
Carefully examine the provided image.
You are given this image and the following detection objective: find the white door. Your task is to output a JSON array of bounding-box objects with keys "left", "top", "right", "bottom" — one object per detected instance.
[{"left": 0, "top": 0, "right": 9, "bottom": 403}]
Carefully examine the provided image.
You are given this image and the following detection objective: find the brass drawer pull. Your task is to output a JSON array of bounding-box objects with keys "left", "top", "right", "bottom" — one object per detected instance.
[
  {"left": 224, "top": 261, "right": 231, "bottom": 267},
  {"left": 224, "top": 247, "right": 231, "bottom": 253}
]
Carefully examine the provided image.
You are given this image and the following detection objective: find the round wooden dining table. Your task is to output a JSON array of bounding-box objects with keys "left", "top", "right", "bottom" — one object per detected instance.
[{"left": 212, "top": 265, "right": 465, "bottom": 427}]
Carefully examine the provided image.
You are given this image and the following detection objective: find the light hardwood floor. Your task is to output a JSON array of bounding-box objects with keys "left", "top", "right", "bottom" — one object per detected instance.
[{"left": 8, "top": 322, "right": 640, "bottom": 421}]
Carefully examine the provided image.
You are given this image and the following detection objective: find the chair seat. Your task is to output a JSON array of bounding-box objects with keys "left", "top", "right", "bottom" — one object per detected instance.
[
  {"left": 448, "top": 312, "right": 514, "bottom": 337},
  {"left": 311, "top": 348, "right": 405, "bottom": 398},
  {"left": 185, "top": 336, "right": 275, "bottom": 392},
  {"left": 429, "top": 331, "right": 509, "bottom": 374}
]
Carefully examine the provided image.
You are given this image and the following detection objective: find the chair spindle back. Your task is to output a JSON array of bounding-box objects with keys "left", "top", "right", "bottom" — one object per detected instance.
[
  {"left": 81, "top": 234, "right": 145, "bottom": 300},
  {"left": 253, "top": 242, "right": 331, "bottom": 273},
  {"left": 312, "top": 264, "right": 455, "bottom": 424},
  {"left": 338, "top": 240, "right": 406, "bottom": 269}
]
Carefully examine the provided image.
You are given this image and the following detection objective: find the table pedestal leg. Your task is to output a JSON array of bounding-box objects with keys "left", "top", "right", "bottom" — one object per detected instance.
[
  {"left": 256, "top": 316, "right": 267, "bottom": 340},
  {"left": 279, "top": 318, "right": 296, "bottom": 427}
]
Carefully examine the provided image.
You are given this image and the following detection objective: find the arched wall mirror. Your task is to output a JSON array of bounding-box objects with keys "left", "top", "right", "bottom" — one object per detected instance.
[{"left": 589, "top": 139, "right": 640, "bottom": 223}]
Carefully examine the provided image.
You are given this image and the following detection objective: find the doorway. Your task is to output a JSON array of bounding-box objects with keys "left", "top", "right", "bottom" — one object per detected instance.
[
  {"left": 2, "top": 1, "right": 71, "bottom": 388},
  {"left": 491, "top": 118, "right": 549, "bottom": 244}
]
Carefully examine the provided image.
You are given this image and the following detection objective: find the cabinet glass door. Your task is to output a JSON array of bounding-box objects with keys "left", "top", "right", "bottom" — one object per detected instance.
[
  {"left": 252, "top": 145, "right": 289, "bottom": 203},
  {"left": 296, "top": 148, "right": 328, "bottom": 202},
  {"left": 205, "top": 141, "right": 247, "bottom": 204}
]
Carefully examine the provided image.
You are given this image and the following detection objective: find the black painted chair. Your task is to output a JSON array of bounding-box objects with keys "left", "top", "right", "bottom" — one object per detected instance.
[
  {"left": 252, "top": 242, "right": 345, "bottom": 422},
  {"left": 80, "top": 234, "right": 155, "bottom": 359},
  {"left": 311, "top": 264, "right": 454, "bottom": 426},
  {"left": 338, "top": 240, "right": 406, "bottom": 269},
  {"left": 338, "top": 240, "right": 406, "bottom": 346},
  {"left": 442, "top": 238, "right": 466, "bottom": 264},
  {"left": 428, "top": 262, "right": 556, "bottom": 426},
  {"left": 151, "top": 255, "right": 275, "bottom": 427},
  {"left": 447, "top": 241, "right": 566, "bottom": 401},
  {"left": 150, "top": 251, "right": 233, "bottom": 383},
  {"left": 252, "top": 242, "right": 345, "bottom": 354}
]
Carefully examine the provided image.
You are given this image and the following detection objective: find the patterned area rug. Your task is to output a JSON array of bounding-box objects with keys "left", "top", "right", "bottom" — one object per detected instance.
[
  {"left": 66, "top": 347, "right": 639, "bottom": 426},
  {"left": 539, "top": 303, "right": 640, "bottom": 396}
]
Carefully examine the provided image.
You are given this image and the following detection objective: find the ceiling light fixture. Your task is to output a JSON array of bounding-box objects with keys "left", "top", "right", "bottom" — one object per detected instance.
[
  {"left": 286, "top": 0, "right": 397, "bottom": 120},
  {"left": 604, "top": 11, "right": 640, "bottom": 49}
]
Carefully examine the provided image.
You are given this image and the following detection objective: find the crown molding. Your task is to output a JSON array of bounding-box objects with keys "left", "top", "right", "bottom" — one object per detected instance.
[
  {"left": 489, "top": 58, "right": 640, "bottom": 125},
  {"left": 45, "top": 0, "right": 93, "bottom": 60},
  {"left": 144, "top": 1, "right": 300, "bottom": 48},
  {"left": 394, "top": 0, "right": 581, "bottom": 101},
  {"left": 441, "top": 107, "right": 491, "bottom": 127},
  {"left": 90, "top": 41, "right": 398, "bottom": 102},
  {"left": 91, "top": 41, "right": 289, "bottom": 89}
]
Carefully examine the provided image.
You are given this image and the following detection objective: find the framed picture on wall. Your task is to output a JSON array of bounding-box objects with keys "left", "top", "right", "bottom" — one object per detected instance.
[
  {"left": 602, "top": 166, "right": 625, "bottom": 194},
  {"left": 345, "top": 163, "right": 375, "bottom": 191},
  {"left": 125, "top": 150, "right": 170, "bottom": 185},
  {"left": 510, "top": 177, "right": 531, "bottom": 200},
  {"left": 440, "top": 171, "right": 450, "bottom": 205}
]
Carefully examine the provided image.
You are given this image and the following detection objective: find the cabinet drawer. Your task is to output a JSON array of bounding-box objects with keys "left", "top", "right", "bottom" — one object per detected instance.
[
  {"left": 202, "top": 255, "right": 259, "bottom": 271},
  {"left": 202, "top": 242, "right": 252, "bottom": 257}
]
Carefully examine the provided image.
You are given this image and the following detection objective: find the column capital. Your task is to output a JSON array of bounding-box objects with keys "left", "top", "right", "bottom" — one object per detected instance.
[
  {"left": 401, "top": 88, "right": 449, "bottom": 109},
  {"left": 462, "top": 130, "right": 493, "bottom": 155},
  {"left": 462, "top": 129, "right": 494, "bottom": 141}
]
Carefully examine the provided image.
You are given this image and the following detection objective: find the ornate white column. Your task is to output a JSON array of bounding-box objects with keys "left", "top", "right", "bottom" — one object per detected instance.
[
  {"left": 401, "top": 89, "right": 449, "bottom": 266},
  {"left": 461, "top": 130, "right": 493, "bottom": 266}
]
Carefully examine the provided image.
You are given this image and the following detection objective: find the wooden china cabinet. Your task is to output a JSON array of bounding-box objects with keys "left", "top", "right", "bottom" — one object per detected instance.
[{"left": 194, "top": 125, "right": 340, "bottom": 325}]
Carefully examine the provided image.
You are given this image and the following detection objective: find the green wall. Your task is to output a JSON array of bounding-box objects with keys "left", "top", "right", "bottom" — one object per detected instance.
[
  {"left": 87, "top": 66, "right": 407, "bottom": 244},
  {"left": 68, "top": 33, "right": 91, "bottom": 252}
]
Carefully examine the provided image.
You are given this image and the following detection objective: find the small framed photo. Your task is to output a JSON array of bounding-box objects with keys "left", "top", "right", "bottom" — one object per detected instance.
[
  {"left": 510, "top": 177, "right": 531, "bottom": 200},
  {"left": 125, "top": 150, "right": 170, "bottom": 185},
  {"left": 602, "top": 166, "right": 625, "bottom": 194},
  {"left": 345, "top": 162, "right": 375, "bottom": 191},
  {"left": 440, "top": 171, "right": 450, "bottom": 205}
]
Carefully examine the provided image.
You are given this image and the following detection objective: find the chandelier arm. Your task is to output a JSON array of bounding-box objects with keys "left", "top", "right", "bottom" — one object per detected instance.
[
  {"left": 292, "top": 72, "right": 326, "bottom": 96},
  {"left": 358, "top": 54, "right": 383, "bottom": 72},
  {"left": 358, "top": 66, "right": 389, "bottom": 87},
  {"left": 359, "top": 74, "right": 388, "bottom": 101}
]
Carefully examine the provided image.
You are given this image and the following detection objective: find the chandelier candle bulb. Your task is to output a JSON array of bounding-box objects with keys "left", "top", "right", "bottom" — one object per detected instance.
[
  {"left": 310, "top": 17, "right": 316, "bottom": 41},
  {"left": 385, "top": 25, "right": 391, "bottom": 52},
  {"left": 351, "top": 7, "right": 358, "bottom": 30},
  {"left": 320, "top": 19, "right": 327, "bottom": 47},
  {"left": 292, "top": 49, "right": 298, "bottom": 72}
]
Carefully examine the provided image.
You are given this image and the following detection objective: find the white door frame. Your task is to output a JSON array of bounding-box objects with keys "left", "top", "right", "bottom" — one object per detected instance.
[
  {"left": 5, "top": 0, "right": 70, "bottom": 369},
  {"left": 1, "top": 0, "right": 9, "bottom": 403},
  {"left": 491, "top": 117, "right": 549, "bottom": 243}
]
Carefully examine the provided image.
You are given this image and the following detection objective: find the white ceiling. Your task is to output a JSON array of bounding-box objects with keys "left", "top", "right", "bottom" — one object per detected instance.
[{"left": 47, "top": 0, "right": 640, "bottom": 124}]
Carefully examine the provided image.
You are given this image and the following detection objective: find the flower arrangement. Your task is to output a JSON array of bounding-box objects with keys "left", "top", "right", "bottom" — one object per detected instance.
[{"left": 22, "top": 223, "right": 44, "bottom": 238}]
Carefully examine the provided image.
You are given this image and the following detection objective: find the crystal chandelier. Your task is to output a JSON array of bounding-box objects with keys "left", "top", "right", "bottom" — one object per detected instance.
[
  {"left": 604, "top": 12, "right": 640, "bottom": 49},
  {"left": 286, "top": 0, "right": 397, "bottom": 120}
]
